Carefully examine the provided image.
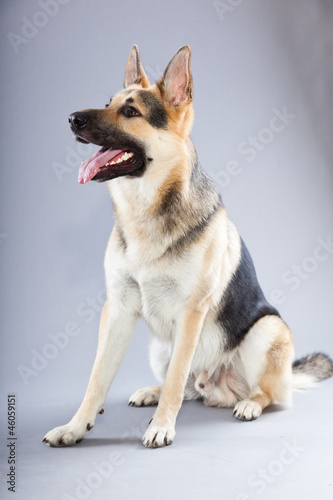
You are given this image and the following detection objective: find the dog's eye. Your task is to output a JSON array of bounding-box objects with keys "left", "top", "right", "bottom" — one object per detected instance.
[{"left": 124, "top": 106, "right": 141, "bottom": 118}]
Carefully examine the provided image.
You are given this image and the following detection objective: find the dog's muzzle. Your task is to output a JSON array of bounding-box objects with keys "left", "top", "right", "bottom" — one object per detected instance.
[{"left": 68, "top": 109, "right": 147, "bottom": 184}]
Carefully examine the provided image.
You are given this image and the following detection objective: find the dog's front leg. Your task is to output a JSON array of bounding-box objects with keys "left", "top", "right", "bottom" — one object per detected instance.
[
  {"left": 142, "top": 306, "right": 208, "bottom": 448},
  {"left": 43, "top": 299, "right": 137, "bottom": 447}
]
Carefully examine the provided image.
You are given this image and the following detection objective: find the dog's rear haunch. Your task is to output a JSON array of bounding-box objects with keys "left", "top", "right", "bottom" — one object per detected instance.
[{"left": 43, "top": 45, "right": 333, "bottom": 448}]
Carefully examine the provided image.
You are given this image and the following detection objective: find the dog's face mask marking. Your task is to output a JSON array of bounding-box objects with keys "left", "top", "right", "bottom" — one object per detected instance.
[{"left": 68, "top": 96, "right": 152, "bottom": 184}]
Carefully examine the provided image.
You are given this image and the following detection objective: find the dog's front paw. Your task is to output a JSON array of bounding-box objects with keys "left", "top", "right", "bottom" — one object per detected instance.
[
  {"left": 142, "top": 421, "right": 175, "bottom": 448},
  {"left": 233, "top": 399, "right": 262, "bottom": 421},
  {"left": 43, "top": 420, "right": 93, "bottom": 447}
]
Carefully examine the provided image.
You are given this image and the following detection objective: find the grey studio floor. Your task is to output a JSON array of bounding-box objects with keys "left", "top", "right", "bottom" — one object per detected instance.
[{"left": 1, "top": 376, "right": 333, "bottom": 500}]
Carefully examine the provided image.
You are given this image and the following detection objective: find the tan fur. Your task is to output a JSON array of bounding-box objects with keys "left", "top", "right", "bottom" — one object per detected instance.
[
  {"left": 124, "top": 45, "right": 150, "bottom": 89},
  {"left": 257, "top": 319, "right": 294, "bottom": 407}
]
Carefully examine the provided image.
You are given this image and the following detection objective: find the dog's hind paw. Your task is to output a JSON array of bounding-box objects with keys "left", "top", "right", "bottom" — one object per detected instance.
[
  {"left": 43, "top": 420, "right": 93, "bottom": 447},
  {"left": 233, "top": 399, "right": 262, "bottom": 421},
  {"left": 128, "top": 386, "right": 161, "bottom": 407}
]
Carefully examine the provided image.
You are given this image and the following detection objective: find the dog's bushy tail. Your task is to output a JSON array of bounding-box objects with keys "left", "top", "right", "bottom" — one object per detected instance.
[{"left": 292, "top": 352, "right": 333, "bottom": 390}]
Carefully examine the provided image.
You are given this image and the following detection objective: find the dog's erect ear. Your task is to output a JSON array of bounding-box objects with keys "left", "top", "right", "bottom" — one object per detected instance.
[
  {"left": 124, "top": 45, "right": 150, "bottom": 88},
  {"left": 158, "top": 46, "right": 193, "bottom": 107}
]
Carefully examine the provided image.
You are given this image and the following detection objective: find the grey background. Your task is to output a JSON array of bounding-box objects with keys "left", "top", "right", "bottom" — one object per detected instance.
[{"left": 0, "top": 1, "right": 333, "bottom": 499}]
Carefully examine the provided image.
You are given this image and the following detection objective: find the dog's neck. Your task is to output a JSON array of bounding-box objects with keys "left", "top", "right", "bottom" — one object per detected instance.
[
  {"left": 107, "top": 136, "right": 191, "bottom": 212},
  {"left": 106, "top": 138, "right": 221, "bottom": 261}
]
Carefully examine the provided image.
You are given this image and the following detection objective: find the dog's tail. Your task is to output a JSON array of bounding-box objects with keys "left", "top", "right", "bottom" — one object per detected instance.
[{"left": 292, "top": 352, "right": 333, "bottom": 390}]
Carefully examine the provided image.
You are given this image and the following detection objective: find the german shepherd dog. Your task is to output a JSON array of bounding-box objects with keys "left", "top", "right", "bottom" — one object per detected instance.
[{"left": 43, "top": 46, "right": 333, "bottom": 448}]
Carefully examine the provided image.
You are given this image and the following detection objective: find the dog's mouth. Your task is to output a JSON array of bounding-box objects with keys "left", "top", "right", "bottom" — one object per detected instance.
[{"left": 78, "top": 147, "right": 144, "bottom": 184}]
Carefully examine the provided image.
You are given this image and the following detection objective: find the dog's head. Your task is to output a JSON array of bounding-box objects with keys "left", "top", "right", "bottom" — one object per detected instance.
[{"left": 69, "top": 45, "right": 194, "bottom": 184}]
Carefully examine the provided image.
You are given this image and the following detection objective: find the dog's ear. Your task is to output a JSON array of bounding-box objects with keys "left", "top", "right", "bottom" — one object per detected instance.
[
  {"left": 124, "top": 45, "right": 150, "bottom": 88},
  {"left": 158, "top": 46, "right": 193, "bottom": 107}
]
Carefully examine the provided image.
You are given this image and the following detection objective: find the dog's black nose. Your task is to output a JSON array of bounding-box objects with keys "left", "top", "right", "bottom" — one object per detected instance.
[{"left": 68, "top": 112, "right": 89, "bottom": 130}]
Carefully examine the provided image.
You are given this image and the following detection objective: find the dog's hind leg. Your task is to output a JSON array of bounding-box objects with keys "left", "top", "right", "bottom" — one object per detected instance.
[
  {"left": 128, "top": 336, "right": 169, "bottom": 407},
  {"left": 233, "top": 316, "right": 294, "bottom": 421}
]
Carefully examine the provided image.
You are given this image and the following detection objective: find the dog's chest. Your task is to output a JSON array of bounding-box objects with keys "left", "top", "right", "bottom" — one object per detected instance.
[{"left": 134, "top": 263, "right": 196, "bottom": 341}]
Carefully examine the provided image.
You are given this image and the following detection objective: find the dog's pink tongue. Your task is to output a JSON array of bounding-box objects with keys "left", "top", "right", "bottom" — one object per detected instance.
[{"left": 78, "top": 147, "right": 123, "bottom": 184}]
